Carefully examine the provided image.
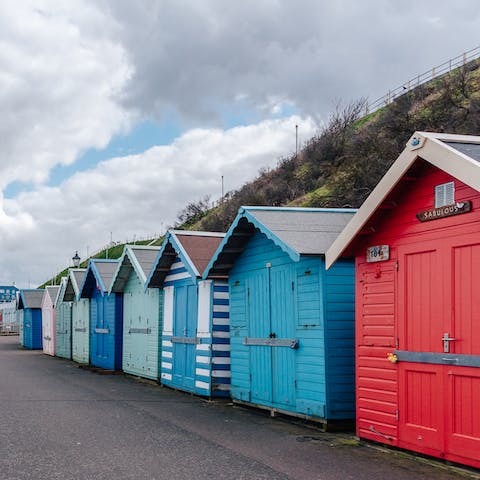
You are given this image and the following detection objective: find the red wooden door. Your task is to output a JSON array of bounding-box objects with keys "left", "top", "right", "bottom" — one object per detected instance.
[
  {"left": 444, "top": 235, "right": 480, "bottom": 463},
  {"left": 398, "top": 235, "right": 480, "bottom": 466},
  {"left": 397, "top": 244, "right": 444, "bottom": 453}
]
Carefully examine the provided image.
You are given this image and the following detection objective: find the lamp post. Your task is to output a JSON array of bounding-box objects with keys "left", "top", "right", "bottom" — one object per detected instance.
[{"left": 72, "top": 251, "right": 81, "bottom": 268}]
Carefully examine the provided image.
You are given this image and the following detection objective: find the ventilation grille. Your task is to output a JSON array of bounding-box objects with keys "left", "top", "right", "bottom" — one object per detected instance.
[{"left": 435, "top": 181, "right": 454, "bottom": 208}]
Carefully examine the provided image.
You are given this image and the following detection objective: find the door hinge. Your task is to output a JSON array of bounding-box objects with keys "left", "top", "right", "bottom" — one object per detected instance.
[
  {"left": 291, "top": 281, "right": 295, "bottom": 291},
  {"left": 395, "top": 409, "right": 399, "bottom": 421},
  {"left": 395, "top": 338, "right": 399, "bottom": 349},
  {"left": 395, "top": 260, "right": 399, "bottom": 271},
  {"left": 247, "top": 287, "right": 250, "bottom": 298}
]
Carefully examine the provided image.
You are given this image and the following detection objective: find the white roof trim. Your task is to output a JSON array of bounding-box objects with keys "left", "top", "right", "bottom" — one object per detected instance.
[
  {"left": 325, "top": 131, "right": 480, "bottom": 269},
  {"left": 69, "top": 268, "right": 86, "bottom": 298},
  {"left": 109, "top": 245, "right": 146, "bottom": 293},
  {"left": 55, "top": 277, "right": 68, "bottom": 304}
]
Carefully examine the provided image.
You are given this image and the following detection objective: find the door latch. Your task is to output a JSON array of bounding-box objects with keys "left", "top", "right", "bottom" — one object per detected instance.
[{"left": 442, "top": 333, "right": 456, "bottom": 353}]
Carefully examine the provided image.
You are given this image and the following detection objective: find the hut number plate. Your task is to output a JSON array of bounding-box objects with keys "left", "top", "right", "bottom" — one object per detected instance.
[{"left": 366, "top": 245, "right": 389, "bottom": 263}]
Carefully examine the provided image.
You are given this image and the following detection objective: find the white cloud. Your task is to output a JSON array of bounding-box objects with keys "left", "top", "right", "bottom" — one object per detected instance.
[
  {"left": 0, "top": 0, "right": 131, "bottom": 189},
  {"left": 100, "top": 0, "right": 480, "bottom": 124},
  {"left": 3, "top": 116, "right": 317, "bottom": 287}
]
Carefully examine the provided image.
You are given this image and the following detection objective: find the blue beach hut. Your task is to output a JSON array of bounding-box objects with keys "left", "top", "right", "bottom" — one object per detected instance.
[
  {"left": 203, "top": 206, "right": 356, "bottom": 426},
  {"left": 110, "top": 245, "right": 162, "bottom": 380},
  {"left": 80, "top": 259, "right": 123, "bottom": 370},
  {"left": 146, "top": 230, "right": 229, "bottom": 397},
  {"left": 18, "top": 289, "right": 44, "bottom": 350}
]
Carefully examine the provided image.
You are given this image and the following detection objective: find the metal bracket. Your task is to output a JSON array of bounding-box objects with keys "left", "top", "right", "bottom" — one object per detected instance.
[
  {"left": 94, "top": 328, "right": 109, "bottom": 334},
  {"left": 171, "top": 336, "right": 200, "bottom": 344},
  {"left": 394, "top": 350, "right": 480, "bottom": 368},
  {"left": 129, "top": 328, "right": 151, "bottom": 334},
  {"left": 244, "top": 337, "right": 299, "bottom": 349},
  {"left": 74, "top": 327, "right": 86, "bottom": 333}
]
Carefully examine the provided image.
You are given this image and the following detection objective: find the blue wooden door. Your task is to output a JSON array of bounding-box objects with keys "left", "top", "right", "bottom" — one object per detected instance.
[
  {"left": 270, "top": 264, "right": 296, "bottom": 408},
  {"left": 24, "top": 311, "right": 32, "bottom": 348},
  {"left": 173, "top": 284, "right": 197, "bottom": 390},
  {"left": 91, "top": 290, "right": 108, "bottom": 363},
  {"left": 248, "top": 265, "right": 296, "bottom": 408},
  {"left": 248, "top": 269, "right": 272, "bottom": 404}
]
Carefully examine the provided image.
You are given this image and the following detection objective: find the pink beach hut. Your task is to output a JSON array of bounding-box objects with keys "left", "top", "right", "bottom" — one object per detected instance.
[{"left": 41, "top": 285, "right": 60, "bottom": 356}]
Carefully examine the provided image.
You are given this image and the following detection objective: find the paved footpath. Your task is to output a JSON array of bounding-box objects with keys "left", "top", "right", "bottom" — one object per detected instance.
[{"left": 0, "top": 336, "right": 478, "bottom": 480}]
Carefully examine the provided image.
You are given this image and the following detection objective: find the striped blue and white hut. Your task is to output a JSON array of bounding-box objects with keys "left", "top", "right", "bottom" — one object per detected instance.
[{"left": 146, "top": 230, "right": 230, "bottom": 397}]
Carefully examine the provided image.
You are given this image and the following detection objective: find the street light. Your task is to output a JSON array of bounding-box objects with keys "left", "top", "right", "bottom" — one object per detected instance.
[{"left": 72, "top": 251, "right": 81, "bottom": 268}]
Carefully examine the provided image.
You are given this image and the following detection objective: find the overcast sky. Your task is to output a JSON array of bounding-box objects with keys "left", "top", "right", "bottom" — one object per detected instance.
[{"left": 1, "top": 0, "right": 479, "bottom": 287}]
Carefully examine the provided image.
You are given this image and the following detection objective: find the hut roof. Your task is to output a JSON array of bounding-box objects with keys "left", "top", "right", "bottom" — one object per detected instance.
[
  {"left": 326, "top": 131, "right": 480, "bottom": 269},
  {"left": 54, "top": 277, "right": 68, "bottom": 305},
  {"left": 79, "top": 259, "right": 119, "bottom": 297},
  {"left": 203, "top": 207, "right": 356, "bottom": 279},
  {"left": 43, "top": 285, "right": 60, "bottom": 307},
  {"left": 146, "top": 231, "right": 224, "bottom": 288},
  {"left": 110, "top": 245, "right": 160, "bottom": 293},
  {"left": 18, "top": 289, "right": 45, "bottom": 309},
  {"left": 61, "top": 268, "right": 87, "bottom": 302}
]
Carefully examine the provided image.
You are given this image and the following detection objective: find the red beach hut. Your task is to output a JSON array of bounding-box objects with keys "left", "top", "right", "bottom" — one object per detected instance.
[{"left": 326, "top": 132, "right": 480, "bottom": 469}]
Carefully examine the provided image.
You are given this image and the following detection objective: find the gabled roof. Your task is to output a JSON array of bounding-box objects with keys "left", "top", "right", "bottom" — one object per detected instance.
[
  {"left": 43, "top": 285, "right": 60, "bottom": 308},
  {"left": 203, "top": 206, "right": 356, "bottom": 279},
  {"left": 79, "top": 259, "right": 119, "bottom": 298},
  {"left": 18, "top": 289, "right": 45, "bottom": 310},
  {"left": 61, "top": 268, "right": 87, "bottom": 302},
  {"left": 110, "top": 245, "right": 160, "bottom": 293},
  {"left": 325, "top": 131, "right": 480, "bottom": 269},
  {"left": 55, "top": 277, "right": 68, "bottom": 305},
  {"left": 146, "top": 230, "right": 225, "bottom": 289}
]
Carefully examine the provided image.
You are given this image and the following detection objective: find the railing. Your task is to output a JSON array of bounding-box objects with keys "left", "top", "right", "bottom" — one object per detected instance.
[
  {"left": 0, "top": 301, "right": 19, "bottom": 335},
  {"left": 85, "top": 233, "right": 161, "bottom": 260},
  {"left": 365, "top": 46, "right": 480, "bottom": 115},
  {"left": 0, "top": 322, "right": 19, "bottom": 335}
]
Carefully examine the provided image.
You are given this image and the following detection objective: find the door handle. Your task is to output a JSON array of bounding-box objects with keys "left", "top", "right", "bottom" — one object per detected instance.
[{"left": 442, "top": 333, "right": 456, "bottom": 353}]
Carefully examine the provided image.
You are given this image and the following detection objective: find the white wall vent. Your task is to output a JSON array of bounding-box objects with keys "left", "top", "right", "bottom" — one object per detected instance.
[{"left": 435, "top": 181, "right": 455, "bottom": 208}]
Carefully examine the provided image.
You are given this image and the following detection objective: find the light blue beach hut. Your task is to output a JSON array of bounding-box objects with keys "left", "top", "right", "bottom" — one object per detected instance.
[
  {"left": 203, "top": 206, "right": 356, "bottom": 426},
  {"left": 146, "top": 231, "right": 229, "bottom": 397},
  {"left": 55, "top": 277, "right": 73, "bottom": 359},
  {"left": 62, "top": 268, "right": 90, "bottom": 364},
  {"left": 110, "top": 245, "right": 162, "bottom": 380},
  {"left": 80, "top": 259, "right": 123, "bottom": 370}
]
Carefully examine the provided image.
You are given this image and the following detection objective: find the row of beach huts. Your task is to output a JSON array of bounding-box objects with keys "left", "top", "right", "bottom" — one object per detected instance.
[{"left": 14, "top": 132, "right": 480, "bottom": 469}]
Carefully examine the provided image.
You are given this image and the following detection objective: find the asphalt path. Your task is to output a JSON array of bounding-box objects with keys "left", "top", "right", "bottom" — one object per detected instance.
[{"left": 0, "top": 336, "right": 477, "bottom": 480}]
